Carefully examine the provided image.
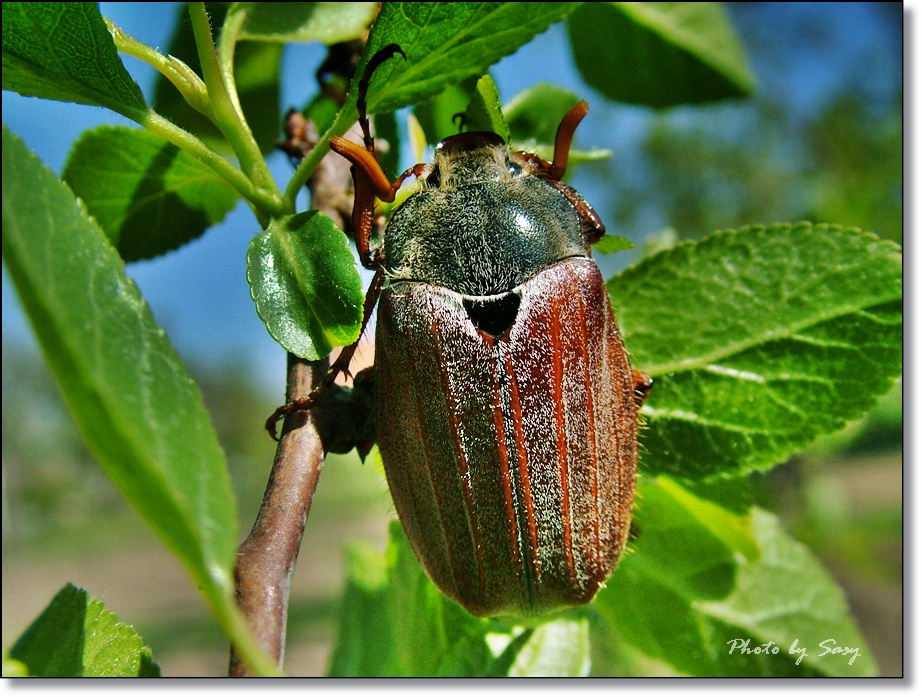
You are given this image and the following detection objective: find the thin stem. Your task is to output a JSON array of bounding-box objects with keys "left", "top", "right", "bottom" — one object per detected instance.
[
  {"left": 229, "top": 354, "right": 329, "bottom": 676},
  {"left": 187, "top": 3, "right": 276, "bottom": 192},
  {"left": 106, "top": 18, "right": 211, "bottom": 118},
  {"left": 215, "top": 7, "right": 249, "bottom": 127},
  {"left": 209, "top": 581, "right": 285, "bottom": 677},
  {"left": 214, "top": 7, "right": 280, "bottom": 201},
  {"left": 141, "top": 110, "right": 283, "bottom": 221},
  {"left": 230, "top": 99, "right": 367, "bottom": 672}
]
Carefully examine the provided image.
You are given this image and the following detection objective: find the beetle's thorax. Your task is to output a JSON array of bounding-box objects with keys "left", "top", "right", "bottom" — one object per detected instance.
[{"left": 383, "top": 135, "right": 589, "bottom": 297}]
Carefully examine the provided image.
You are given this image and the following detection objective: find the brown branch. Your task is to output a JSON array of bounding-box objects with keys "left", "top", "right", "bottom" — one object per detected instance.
[
  {"left": 229, "top": 354, "right": 328, "bottom": 676},
  {"left": 230, "top": 37, "right": 372, "bottom": 676}
]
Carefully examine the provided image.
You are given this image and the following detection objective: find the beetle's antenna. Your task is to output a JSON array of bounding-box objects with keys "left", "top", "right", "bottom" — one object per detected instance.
[
  {"left": 357, "top": 43, "right": 407, "bottom": 154},
  {"left": 452, "top": 111, "right": 468, "bottom": 133},
  {"left": 549, "top": 100, "right": 589, "bottom": 181}
]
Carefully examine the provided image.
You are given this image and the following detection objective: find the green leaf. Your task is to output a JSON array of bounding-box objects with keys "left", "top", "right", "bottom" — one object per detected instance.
[
  {"left": 330, "top": 520, "right": 493, "bottom": 677},
  {"left": 327, "top": 541, "right": 396, "bottom": 677},
  {"left": 234, "top": 1, "right": 378, "bottom": 44},
  {"left": 464, "top": 74, "right": 510, "bottom": 142},
  {"left": 63, "top": 126, "right": 239, "bottom": 261},
  {"left": 655, "top": 477, "right": 759, "bottom": 561},
  {"left": 596, "top": 479, "right": 876, "bottom": 676},
  {"left": 330, "top": 518, "right": 592, "bottom": 677},
  {"left": 505, "top": 618, "right": 591, "bottom": 677},
  {"left": 413, "top": 79, "right": 478, "bottom": 145},
  {"left": 152, "top": 3, "right": 281, "bottom": 154},
  {"left": 247, "top": 211, "right": 364, "bottom": 360},
  {"left": 594, "top": 235, "right": 635, "bottom": 255},
  {"left": 1, "top": 126, "right": 248, "bottom": 661},
  {"left": 7, "top": 584, "right": 160, "bottom": 677},
  {"left": 567, "top": 2, "right": 754, "bottom": 107},
  {"left": 1, "top": 2, "right": 147, "bottom": 117},
  {"left": 358, "top": 2, "right": 581, "bottom": 115},
  {"left": 504, "top": 82, "right": 581, "bottom": 144},
  {"left": 700, "top": 510, "right": 877, "bottom": 676},
  {"left": 609, "top": 224, "right": 902, "bottom": 479},
  {"left": 384, "top": 522, "right": 493, "bottom": 676},
  {"left": 503, "top": 83, "right": 612, "bottom": 170}
]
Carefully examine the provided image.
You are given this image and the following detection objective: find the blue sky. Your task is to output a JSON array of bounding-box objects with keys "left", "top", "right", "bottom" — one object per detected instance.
[{"left": 1, "top": 3, "right": 902, "bottom": 397}]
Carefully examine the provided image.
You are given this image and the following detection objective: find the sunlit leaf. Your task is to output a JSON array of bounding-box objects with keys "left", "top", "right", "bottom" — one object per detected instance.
[
  {"left": 464, "top": 74, "right": 510, "bottom": 142},
  {"left": 2, "top": 2, "right": 146, "bottom": 117},
  {"left": 2, "top": 125, "right": 242, "bottom": 658},
  {"left": 610, "top": 224, "right": 902, "bottom": 479},
  {"left": 7, "top": 584, "right": 159, "bottom": 677},
  {"left": 247, "top": 211, "right": 364, "bottom": 359},
  {"left": 234, "top": 1, "right": 378, "bottom": 44},
  {"left": 358, "top": 3, "right": 581, "bottom": 115},
  {"left": 596, "top": 478, "right": 876, "bottom": 676}
]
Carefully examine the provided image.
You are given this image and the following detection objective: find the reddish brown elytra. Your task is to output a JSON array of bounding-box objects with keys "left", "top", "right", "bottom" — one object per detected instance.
[{"left": 270, "top": 44, "right": 651, "bottom": 620}]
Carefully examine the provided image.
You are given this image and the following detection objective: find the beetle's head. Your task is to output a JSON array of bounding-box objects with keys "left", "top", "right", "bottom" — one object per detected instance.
[{"left": 428, "top": 131, "right": 515, "bottom": 190}]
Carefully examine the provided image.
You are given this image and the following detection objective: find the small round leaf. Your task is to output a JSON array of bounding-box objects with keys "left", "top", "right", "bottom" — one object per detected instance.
[{"left": 247, "top": 211, "right": 364, "bottom": 360}]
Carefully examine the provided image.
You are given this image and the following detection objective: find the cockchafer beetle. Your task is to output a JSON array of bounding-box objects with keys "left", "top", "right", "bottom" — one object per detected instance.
[{"left": 270, "top": 45, "right": 651, "bottom": 620}]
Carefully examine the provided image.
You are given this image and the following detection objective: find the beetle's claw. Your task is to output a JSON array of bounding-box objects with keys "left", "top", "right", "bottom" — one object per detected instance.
[
  {"left": 265, "top": 397, "right": 315, "bottom": 441},
  {"left": 265, "top": 408, "right": 285, "bottom": 441},
  {"left": 632, "top": 370, "right": 653, "bottom": 408}
]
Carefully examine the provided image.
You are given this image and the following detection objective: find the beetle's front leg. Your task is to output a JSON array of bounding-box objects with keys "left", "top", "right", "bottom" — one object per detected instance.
[
  {"left": 264, "top": 152, "right": 425, "bottom": 440},
  {"left": 266, "top": 44, "right": 418, "bottom": 440},
  {"left": 330, "top": 136, "right": 426, "bottom": 268}
]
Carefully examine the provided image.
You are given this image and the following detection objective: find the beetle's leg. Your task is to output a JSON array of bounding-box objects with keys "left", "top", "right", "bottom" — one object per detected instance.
[
  {"left": 632, "top": 369, "right": 653, "bottom": 409},
  {"left": 356, "top": 44, "right": 406, "bottom": 154},
  {"left": 323, "top": 43, "right": 407, "bottom": 267},
  {"left": 452, "top": 111, "right": 468, "bottom": 133},
  {"left": 330, "top": 136, "right": 427, "bottom": 268},
  {"left": 265, "top": 267, "right": 387, "bottom": 440}
]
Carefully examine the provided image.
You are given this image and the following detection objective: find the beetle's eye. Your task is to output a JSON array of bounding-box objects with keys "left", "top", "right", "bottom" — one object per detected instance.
[
  {"left": 426, "top": 168, "right": 441, "bottom": 187},
  {"left": 463, "top": 293, "right": 521, "bottom": 338},
  {"left": 507, "top": 161, "right": 523, "bottom": 176}
]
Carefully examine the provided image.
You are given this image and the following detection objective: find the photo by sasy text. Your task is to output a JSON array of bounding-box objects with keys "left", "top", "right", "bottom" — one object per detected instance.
[{"left": 727, "top": 638, "right": 862, "bottom": 666}]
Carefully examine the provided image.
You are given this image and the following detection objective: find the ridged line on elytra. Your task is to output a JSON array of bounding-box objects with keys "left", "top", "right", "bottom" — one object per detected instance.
[
  {"left": 430, "top": 297, "right": 486, "bottom": 598},
  {"left": 609, "top": 300, "right": 628, "bottom": 559},
  {"left": 549, "top": 296, "right": 578, "bottom": 585},
  {"left": 572, "top": 267, "right": 601, "bottom": 565},
  {"left": 487, "top": 334, "right": 523, "bottom": 580},
  {"left": 404, "top": 326, "right": 462, "bottom": 600},
  {"left": 506, "top": 350, "right": 541, "bottom": 585}
]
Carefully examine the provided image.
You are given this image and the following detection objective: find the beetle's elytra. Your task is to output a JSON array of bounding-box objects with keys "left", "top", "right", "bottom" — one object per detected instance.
[{"left": 273, "top": 44, "right": 650, "bottom": 620}]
